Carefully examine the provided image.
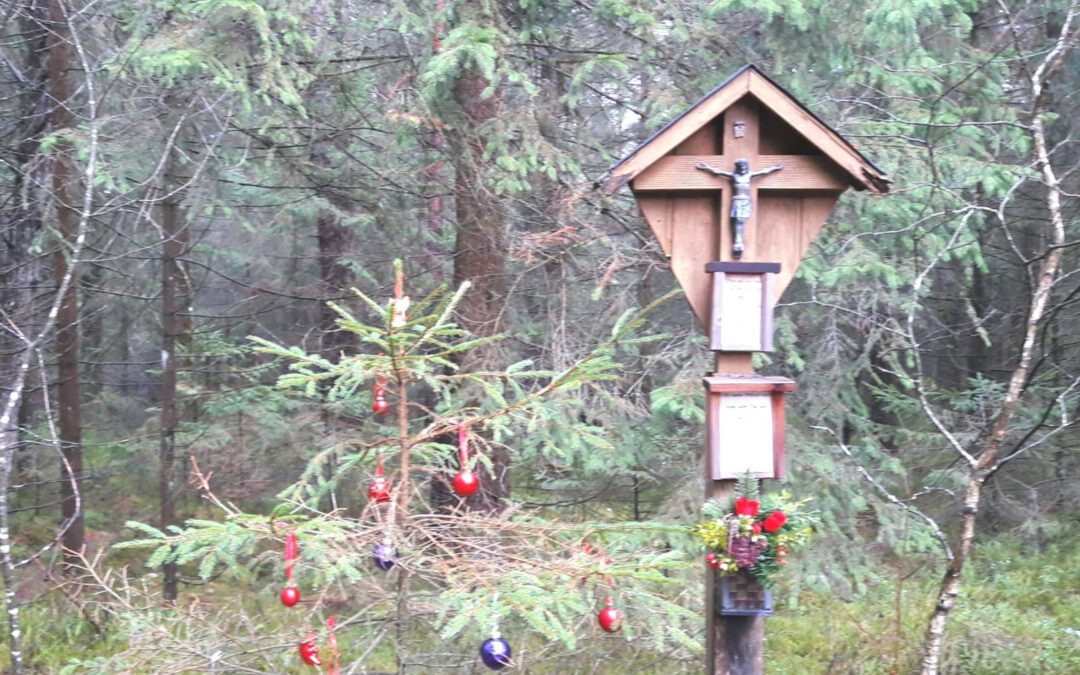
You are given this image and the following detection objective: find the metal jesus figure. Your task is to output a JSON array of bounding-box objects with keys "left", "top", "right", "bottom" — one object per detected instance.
[{"left": 695, "top": 158, "right": 784, "bottom": 258}]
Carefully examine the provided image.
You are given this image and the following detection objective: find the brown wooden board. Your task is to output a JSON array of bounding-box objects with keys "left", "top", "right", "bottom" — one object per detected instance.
[
  {"left": 632, "top": 155, "right": 848, "bottom": 192},
  {"left": 755, "top": 191, "right": 837, "bottom": 297},
  {"left": 638, "top": 194, "right": 719, "bottom": 326}
]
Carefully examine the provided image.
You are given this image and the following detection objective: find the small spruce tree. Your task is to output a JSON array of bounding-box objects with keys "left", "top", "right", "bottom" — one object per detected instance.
[{"left": 96, "top": 263, "right": 700, "bottom": 672}]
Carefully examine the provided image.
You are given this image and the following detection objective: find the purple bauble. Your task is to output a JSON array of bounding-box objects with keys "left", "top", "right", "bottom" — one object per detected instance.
[
  {"left": 373, "top": 544, "right": 395, "bottom": 571},
  {"left": 479, "top": 636, "right": 511, "bottom": 671}
]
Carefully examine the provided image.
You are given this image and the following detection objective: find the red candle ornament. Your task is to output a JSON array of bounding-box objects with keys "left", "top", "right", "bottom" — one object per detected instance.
[
  {"left": 372, "top": 375, "right": 390, "bottom": 415},
  {"left": 299, "top": 633, "right": 321, "bottom": 666},
  {"left": 368, "top": 462, "right": 391, "bottom": 504},
  {"left": 281, "top": 531, "right": 300, "bottom": 607},
  {"left": 597, "top": 597, "right": 623, "bottom": 633},
  {"left": 285, "top": 532, "right": 298, "bottom": 574},
  {"left": 325, "top": 616, "right": 340, "bottom": 675},
  {"left": 452, "top": 423, "right": 480, "bottom": 498}
]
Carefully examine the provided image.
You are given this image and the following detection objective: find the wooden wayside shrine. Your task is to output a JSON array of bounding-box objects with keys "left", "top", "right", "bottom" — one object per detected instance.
[
  {"left": 602, "top": 64, "right": 889, "bottom": 333},
  {"left": 601, "top": 65, "right": 889, "bottom": 675}
]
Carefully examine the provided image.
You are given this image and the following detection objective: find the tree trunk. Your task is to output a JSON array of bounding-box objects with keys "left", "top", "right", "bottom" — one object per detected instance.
[
  {"left": 159, "top": 149, "right": 190, "bottom": 601},
  {"left": 920, "top": 472, "right": 982, "bottom": 673},
  {"left": 316, "top": 208, "right": 356, "bottom": 356},
  {"left": 448, "top": 65, "right": 510, "bottom": 511},
  {"left": 308, "top": 64, "right": 356, "bottom": 512},
  {"left": 919, "top": 12, "right": 1075, "bottom": 669},
  {"left": 47, "top": 0, "right": 85, "bottom": 571},
  {"left": 0, "top": 5, "right": 49, "bottom": 669},
  {"left": 0, "top": 174, "right": 39, "bottom": 675}
]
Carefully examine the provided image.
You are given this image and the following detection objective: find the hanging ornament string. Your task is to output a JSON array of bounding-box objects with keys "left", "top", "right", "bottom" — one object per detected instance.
[
  {"left": 453, "top": 422, "right": 479, "bottom": 497},
  {"left": 325, "top": 616, "right": 340, "bottom": 675},
  {"left": 373, "top": 483, "right": 397, "bottom": 571},
  {"left": 281, "top": 530, "right": 301, "bottom": 607},
  {"left": 285, "top": 531, "right": 299, "bottom": 580},
  {"left": 582, "top": 539, "right": 614, "bottom": 587},
  {"left": 458, "top": 423, "right": 469, "bottom": 466},
  {"left": 372, "top": 375, "right": 389, "bottom": 416},
  {"left": 383, "top": 481, "right": 397, "bottom": 541},
  {"left": 479, "top": 592, "right": 512, "bottom": 671}
]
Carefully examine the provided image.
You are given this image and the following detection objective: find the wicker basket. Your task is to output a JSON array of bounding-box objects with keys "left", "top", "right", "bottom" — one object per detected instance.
[{"left": 718, "top": 571, "right": 773, "bottom": 617}]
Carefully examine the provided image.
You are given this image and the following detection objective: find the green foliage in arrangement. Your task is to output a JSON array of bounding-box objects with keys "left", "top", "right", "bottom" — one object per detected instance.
[{"left": 692, "top": 478, "right": 817, "bottom": 587}]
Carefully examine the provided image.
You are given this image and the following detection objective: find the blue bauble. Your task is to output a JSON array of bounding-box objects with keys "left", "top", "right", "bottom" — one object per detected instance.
[
  {"left": 373, "top": 544, "right": 395, "bottom": 571},
  {"left": 479, "top": 637, "right": 511, "bottom": 671}
]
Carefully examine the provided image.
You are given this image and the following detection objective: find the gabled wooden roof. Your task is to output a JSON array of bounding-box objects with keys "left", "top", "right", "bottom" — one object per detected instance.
[{"left": 600, "top": 65, "right": 890, "bottom": 194}]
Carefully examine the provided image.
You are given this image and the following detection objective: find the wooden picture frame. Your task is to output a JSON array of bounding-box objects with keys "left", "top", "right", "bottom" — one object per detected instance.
[
  {"left": 707, "top": 262, "right": 779, "bottom": 352},
  {"left": 704, "top": 375, "right": 795, "bottom": 480}
]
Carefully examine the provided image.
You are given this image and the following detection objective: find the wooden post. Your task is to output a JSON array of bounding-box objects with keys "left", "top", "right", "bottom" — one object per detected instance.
[
  {"left": 706, "top": 84, "right": 770, "bottom": 675},
  {"left": 708, "top": 372, "right": 768, "bottom": 640},
  {"left": 707, "top": 479, "right": 765, "bottom": 675}
]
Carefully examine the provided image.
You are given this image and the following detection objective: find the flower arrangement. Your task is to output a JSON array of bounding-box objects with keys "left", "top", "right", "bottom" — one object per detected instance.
[{"left": 691, "top": 477, "right": 815, "bottom": 587}]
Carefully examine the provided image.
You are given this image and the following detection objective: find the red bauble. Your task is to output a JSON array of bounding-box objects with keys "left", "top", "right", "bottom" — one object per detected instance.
[
  {"left": 368, "top": 476, "right": 391, "bottom": 503},
  {"left": 372, "top": 394, "right": 390, "bottom": 415},
  {"left": 597, "top": 597, "right": 623, "bottom": 633},
  {"left": 299, "top": 634, "right": 321, "bottom": 666},
  {"left": 452, "top": 469, "right": 479, "bottom": 497},
  {"left": 281, "top": 585, "right": 300, "bottom": 607}
]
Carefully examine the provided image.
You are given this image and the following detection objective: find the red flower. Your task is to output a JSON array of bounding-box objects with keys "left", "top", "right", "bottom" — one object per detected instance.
[
  {"left": 763, "top": 515, "right": 783, "bottom": 533},
  {"left": 734, "top": 497, "right": 760, "bottom": 516},
  {"left": 770, "top": 510, "right": 787, "bottom": 526},
  {"left": 751, "top": 522, "right": 762, "bottom": 535}
]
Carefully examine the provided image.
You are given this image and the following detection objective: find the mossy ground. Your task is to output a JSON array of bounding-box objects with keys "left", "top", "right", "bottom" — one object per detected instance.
[{"left": 5, "top": 535, "right": 1077, "bottom": 673}]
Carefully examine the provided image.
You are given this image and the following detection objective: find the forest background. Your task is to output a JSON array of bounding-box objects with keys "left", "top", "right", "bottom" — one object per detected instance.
[{"left": 1, "top": 0, "right": 1079, "bottom": 673}]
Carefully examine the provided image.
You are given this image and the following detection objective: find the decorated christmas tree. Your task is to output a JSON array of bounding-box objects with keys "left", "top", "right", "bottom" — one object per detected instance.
[{"left": 89, "top": 262, "right": 697, "bottom": 672}]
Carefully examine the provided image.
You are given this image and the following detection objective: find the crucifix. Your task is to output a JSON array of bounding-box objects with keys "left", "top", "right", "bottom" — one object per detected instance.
[
  {"left": 695, "top": 159, "right": 784, "bottom": 258},
  {"left": 600, "top": 65, "right": 890, "bottom": 675},
  {"left": 614, "top": 92, "right": 868, "bottom": 342}
]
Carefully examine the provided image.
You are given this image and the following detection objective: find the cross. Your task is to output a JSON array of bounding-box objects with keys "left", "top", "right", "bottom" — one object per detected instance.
[{"left": 629, "top": 97, "right": 848, "bottom": 264}]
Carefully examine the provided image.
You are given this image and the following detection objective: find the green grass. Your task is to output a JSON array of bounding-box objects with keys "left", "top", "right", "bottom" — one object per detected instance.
[
  {"left": 5, "top": 534, "right": 1078, "bottom": 673},
  {"left": 768, "top": 535, "right": 1080, "bottom": 674}
]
